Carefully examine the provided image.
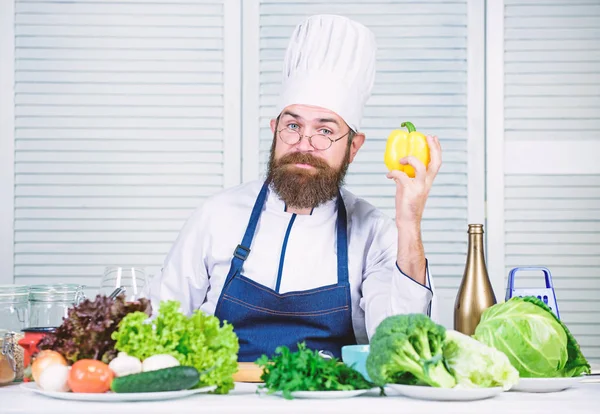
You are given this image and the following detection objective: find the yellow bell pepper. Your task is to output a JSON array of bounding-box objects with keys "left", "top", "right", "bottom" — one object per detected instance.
[{"left": 384, "top": 121, "right": 430, "bottom": 178}]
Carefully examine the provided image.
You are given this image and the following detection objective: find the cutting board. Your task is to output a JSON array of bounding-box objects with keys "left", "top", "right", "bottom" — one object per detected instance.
[{"left": 232, "top": 362, "right": 264, "bottom": 383}]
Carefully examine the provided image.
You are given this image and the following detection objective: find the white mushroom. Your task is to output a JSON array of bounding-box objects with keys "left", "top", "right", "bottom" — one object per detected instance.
[
  {"left": 142, "top": 354, "right": 180, "bottom": 372},
  {"left": 108, "top": 352, "right": 142, "bottom": 377}
]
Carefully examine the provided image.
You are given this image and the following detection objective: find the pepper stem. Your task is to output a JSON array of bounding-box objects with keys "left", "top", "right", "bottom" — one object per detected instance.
[{"left": 401, "top": 122, "right": 416, "bottom": 133}]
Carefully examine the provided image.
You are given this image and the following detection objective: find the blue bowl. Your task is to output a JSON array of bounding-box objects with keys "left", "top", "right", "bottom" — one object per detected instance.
[{"left": 341, "top": 344, "right": 372, "bottom": 382}]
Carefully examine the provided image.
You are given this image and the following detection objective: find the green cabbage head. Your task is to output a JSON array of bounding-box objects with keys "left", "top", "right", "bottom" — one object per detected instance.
[{"left": 473, "top": 296, "right": 590, "bottom": 378}]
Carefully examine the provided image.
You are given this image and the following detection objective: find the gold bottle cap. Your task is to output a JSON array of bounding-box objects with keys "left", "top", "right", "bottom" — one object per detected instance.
[{"left": 467, "top": 224, "right": 484, "bottom": 234}]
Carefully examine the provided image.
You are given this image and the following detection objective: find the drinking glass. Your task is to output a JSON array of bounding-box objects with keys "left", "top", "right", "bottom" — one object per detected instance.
[{"left": 99, "top": 266, "right": 147, "bottom": 302}]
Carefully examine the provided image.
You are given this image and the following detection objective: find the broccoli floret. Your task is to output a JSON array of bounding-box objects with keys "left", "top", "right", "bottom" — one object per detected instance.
[{"left": 366, "top": 314, "right": 456, "bottom": 388}]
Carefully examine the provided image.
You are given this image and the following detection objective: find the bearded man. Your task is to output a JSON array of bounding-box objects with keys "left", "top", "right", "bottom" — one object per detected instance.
[{"left": 149, "top": 14, "right": 443, "bottom": 361}]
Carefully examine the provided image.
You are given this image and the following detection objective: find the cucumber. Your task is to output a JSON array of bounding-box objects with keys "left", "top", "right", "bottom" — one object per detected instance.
[{"left": 110, "top": 366, "right": 200, "bottom": 393}]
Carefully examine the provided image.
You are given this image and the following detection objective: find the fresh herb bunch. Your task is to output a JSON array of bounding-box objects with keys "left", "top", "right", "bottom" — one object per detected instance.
[{"left": 256, "top": 342, "right": 375, "bottom": 400}]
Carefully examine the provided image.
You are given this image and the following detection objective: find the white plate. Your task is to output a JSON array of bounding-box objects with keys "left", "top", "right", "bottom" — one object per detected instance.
[
  {"left": 386, "top": 384, "right": 503, "bottom": 401},
  {"left": 269, "top": 388, "right": 377, "bottom": 399},
  {"left": 511, "top": 377, "right": 583, "bottom": 393},
  {"left": 20, "top": 382, "right": 217, "bottom": 402}
]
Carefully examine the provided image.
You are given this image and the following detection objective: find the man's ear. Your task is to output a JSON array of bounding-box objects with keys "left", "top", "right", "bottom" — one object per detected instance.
[
  {"left": 270, "top": 118, "right": 277, "bottom": 134},
  {"left": 348, "top": 132, "right": 365, "bottom": 163}
]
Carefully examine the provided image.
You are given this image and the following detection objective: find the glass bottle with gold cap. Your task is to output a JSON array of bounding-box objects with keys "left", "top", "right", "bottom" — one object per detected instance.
[{"left": 454, "top": 224, "right": 497, "bottom": 335}]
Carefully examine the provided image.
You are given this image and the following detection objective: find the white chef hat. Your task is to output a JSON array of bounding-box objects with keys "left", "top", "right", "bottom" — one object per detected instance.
[{"left": 276, "top": 15, "right": 377, "bottom": 132}]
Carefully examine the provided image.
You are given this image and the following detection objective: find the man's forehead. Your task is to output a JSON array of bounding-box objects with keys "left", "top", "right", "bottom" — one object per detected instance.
[{"left": 280, "top": 105, "right": 343, "bottom": 126}]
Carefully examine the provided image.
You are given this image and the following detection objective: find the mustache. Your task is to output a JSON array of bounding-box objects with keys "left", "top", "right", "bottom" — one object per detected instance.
[{"left": 276, "top": 152, "right": 330, "bottom": 169}]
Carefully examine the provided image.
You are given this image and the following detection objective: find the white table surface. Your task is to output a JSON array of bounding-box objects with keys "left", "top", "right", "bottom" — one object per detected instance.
[{"left": 1, "top": 380, "right": 599, "bottom": 414}]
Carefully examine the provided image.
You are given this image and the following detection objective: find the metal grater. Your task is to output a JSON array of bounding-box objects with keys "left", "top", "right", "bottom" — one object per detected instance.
[{"left": 505, "top": 266, "right": 561, "bottom": 319}]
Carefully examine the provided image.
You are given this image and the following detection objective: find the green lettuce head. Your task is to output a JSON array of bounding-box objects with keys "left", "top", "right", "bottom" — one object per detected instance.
[
  {"left": 112, "top": 300, "right": 239, "bottom": 394},
  {"left": 473, "top": 296, "right": 590, "bottom": 378},
  {"left": 443, "top": 329, "right": 519, "bottom": 390}
]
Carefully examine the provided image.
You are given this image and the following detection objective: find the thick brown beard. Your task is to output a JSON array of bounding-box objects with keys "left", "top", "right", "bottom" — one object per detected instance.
[{"left": 266, "top": 137, "right": 351, "bottom": 209}]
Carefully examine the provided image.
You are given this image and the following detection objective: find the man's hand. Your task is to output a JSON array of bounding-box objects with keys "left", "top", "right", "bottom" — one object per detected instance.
[
  {"left": 386, "top": 135, "right": 442, "bottom": 284},
  {"left": 386, "top": 135, "right": 442, "bottom": 226}
]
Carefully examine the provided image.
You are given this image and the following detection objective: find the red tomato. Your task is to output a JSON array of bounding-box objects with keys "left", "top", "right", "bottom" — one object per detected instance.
[{"left": 68, "top": 359, "right": 114, "bottom": 393}]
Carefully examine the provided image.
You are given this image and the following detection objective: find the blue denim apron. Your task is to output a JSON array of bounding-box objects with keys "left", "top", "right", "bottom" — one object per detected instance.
[{"left": 213, "top": 182, "right": 357, "bottom": 362}]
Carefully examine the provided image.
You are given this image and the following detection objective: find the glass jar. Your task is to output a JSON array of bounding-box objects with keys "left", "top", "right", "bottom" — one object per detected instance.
[
  {"left": 28, "top": 284, "right": 85, "bottom": 328},
  {"left": 0, "top": 285, "right": 29, "bottom": 333},
  {"left": 1, "top": 330, "right": 24, "bottom": 384},
  {"left": 0, "top": 286, "right": 29, "bottom": 384}
]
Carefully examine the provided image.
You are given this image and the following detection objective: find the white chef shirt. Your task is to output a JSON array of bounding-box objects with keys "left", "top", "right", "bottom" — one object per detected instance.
[{"left": 148, "top": 180, "right": 438, "bottom": 343}]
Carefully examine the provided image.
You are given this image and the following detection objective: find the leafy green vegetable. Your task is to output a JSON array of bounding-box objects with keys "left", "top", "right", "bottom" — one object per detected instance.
[
  {"left": 473, "top": 296, "right": 590, "bottom": 378},
  {"left": 111, "top": 300, "right": 239, "bottom": 394},
  {"left": 443, "top": 329, "right": 519, "bottom": 390},
  {"left": 38, "top": 294, "right": 151, "bottom": 364},
  {"left": 256, "top": 342, "right": 375, "bottom": 400},
  {"left": 366, "top": 313, "right": 456, "bottom": 388}
]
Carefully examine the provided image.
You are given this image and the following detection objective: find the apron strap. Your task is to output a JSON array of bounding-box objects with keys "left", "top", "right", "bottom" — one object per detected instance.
[
  {"left": 336, "top": 193, "right": 350, "bottom": 285},
  {"left": 227, "top": 182, "right": 269, "bottom": 279},
  {"left": 227, "top": 182, "right": 350, "bottom": 287}
]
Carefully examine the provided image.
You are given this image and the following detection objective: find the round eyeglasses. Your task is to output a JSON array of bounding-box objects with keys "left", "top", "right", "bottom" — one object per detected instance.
[{"left": 277, "top": 127, "right": 351, "bottom": 151}]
